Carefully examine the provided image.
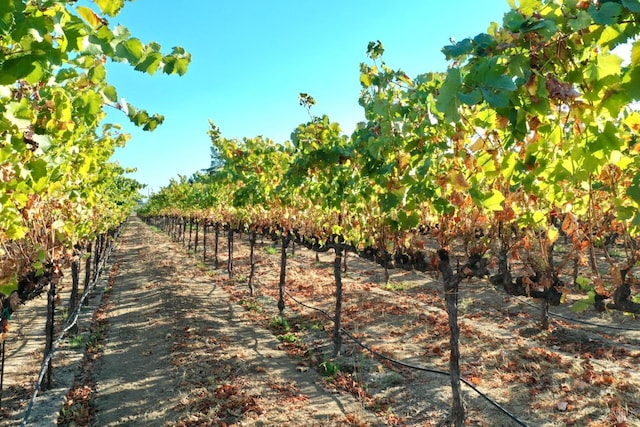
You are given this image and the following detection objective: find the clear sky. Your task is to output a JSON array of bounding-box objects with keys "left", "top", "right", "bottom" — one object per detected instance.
[{"left": 104, "top": 1, "right": 513, "bottom": 194}]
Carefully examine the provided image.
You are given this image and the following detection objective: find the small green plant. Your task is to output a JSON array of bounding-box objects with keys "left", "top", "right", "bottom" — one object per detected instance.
[
  {"left": 265, "top": 246, "right": 278, "bottom": 255},
  {"left": 86, "top": 328, "right": 105, "bottom": 352},
  {"left": 240, "top": 299, "right": 262, "bottom": 312},
  {"left": 269, "top": 315, "right": 291, "bottom": 332},
  {"left": 571, "top": 291, "right": 596, "bottom": 313},
  {"left": 69, "top": 329, "right": 104, "bottom": 351},
  {"left": 575, "top": 276, "right": 592, "bottom": 292},
  {"left": 69, "top": 333, "right": 87, "bottom": 349},
  {"left": 384, "top": 282, "right": 406, "bottom": 292},
  {"left": 310, "top": 322, "right": 324, "bottom": 331},
  {"left": 319, "top": 359, "right": 340, "bottom": 377},
  {"left": 277, "top": 332, "right": 298, "bottom": 343}
]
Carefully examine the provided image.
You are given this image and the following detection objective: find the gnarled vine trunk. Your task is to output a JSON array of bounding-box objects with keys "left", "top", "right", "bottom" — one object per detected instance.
[
  {"left": 248, "top": 230, "right": 257, "bottom": 296},
  {"left": 332, "top": 245, "right": 343, "bottom": 357},
  {"left": 227, "top": 226, "right": 234, "bottom": 279},
  {"left": 278, "top": 235, "right": 290, "bottom": 316},
  {"left": 214, "top": 223, "right": 220, "bottom": 269},
  {"left": 437, "top": 249, "right": 465, "bottom": 426}
]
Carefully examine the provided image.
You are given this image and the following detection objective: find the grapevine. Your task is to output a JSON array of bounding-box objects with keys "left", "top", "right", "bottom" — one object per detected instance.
[
  {"left": 0, "top": 0, "right": 190, "bottom": 372},
  {"left": 137, "top": 1, "right": 640, "bottom": 424}
]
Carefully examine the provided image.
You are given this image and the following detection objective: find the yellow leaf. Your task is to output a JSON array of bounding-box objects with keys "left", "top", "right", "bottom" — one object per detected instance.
[
  {"left": 547, "top": 225, "right": 559, "bottom": 244},
  {"left": 360, "top": 73, "right": 371, "bottom": 88},
  {"left": 76, "top": 6, "right": 103, "bottom": 29}
]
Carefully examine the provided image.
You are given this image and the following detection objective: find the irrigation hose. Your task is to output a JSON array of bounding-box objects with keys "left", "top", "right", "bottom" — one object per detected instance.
[
  {"left": 21, "top": 226, "right": 122, "bottom": 426},
  {"left": 285, "top": 290, "right": 530, "bottom": 427}
]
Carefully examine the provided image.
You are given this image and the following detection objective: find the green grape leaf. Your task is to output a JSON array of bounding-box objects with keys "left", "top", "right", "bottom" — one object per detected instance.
[
  {"left": 93, "top": 0, "right": 125, "bottom": 17},
  {"left": 6, "top": 100, "right": 32, "bottom": 128},
  {"left": 27, "top": 159, "right": 48, "bottom": 182},
  {"left": 0, "top": 55, "right": 37, "bottom": 85},
  {"left": 162, "top": 49, "right": 190, "bottom": 76},
  {"left": 588, "top": 3, "right": 623, "bottom": 25},
  {"left": 571, "top": 291, "right": 596, "bottom": 313},
  {"left": 622, "top": 66, "right": 640, "bottom": 100},
  {"left": 481, "top": 87, "right": 511, "bottom": 109},
  {"left": 627, "top": 173, "right": 640, "bottom": 203},
  {"left": 76, "top": 6, "right": 104, "bottom": 29},
  {"left": 482, "top": 189, "right": 505, "bottom": 211},
  {"left": 473, "top": 33, "right": 497, "bottom": 56},
  {"left": 459, "top": 89, "right": 483, "bottom": 106},
  {"left": 442, "top": 38, "right": 473, "bottom": 60},
  {"left": 503, "top": 10, "right": 526, "bottom": 32},
  {"left": 143, "top": 114, "right": 164, "bottom": 131},
  {"left": 398, "top": 210, "right": 421, "bottom": 229},
  {"left": 103, "top": 84, "right": 118, "bottom": 102},
  {"left": 0, "top": 0, "right": 20, "bottom": 36},
  {"left": 380, "top": 189, "right": 404, "bottom": 212},
  {"left": 569, "top": 10, "right": 592, "bottom": 31},
  {"left": 575, "top": 276, "right": 593, "bottom": 291},
  {"left": 366, "top": 40, "right": 384, "bottom": 59},
  {"left": 519, "top": 18, "right": 548, "bottom": 33},
  {"left": 115, "top": 38, "right": 144, "bottom": 64},
  {"left": 134, "top": 52, "right": 163, "bottom": 75},
  {"left": 632, "top": 39, "right": 640, "bottom": 67},
  {"left": 56, "top": 68, "right": 79, "bottom": 83},
  {"left": 436, "top": 68, "right": 462, "bottom": 121},
  {"left": 622, "top": 0, "right": 640, "bottom": 12}
]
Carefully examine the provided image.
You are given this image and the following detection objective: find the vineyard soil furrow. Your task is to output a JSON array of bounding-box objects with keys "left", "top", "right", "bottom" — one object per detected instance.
[{"left": 91, "top": 216, "right": 379, "bottom": 426}]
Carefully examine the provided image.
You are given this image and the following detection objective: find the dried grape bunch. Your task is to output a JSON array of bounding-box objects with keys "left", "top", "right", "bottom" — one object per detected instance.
[{"left": 545, "top": 73, "right": 581, "bottom": 104}]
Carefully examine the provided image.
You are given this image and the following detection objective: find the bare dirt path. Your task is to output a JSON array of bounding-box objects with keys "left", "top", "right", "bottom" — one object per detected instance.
[{"left": 90, "top": 216, "right": 378, "bottom": 426}]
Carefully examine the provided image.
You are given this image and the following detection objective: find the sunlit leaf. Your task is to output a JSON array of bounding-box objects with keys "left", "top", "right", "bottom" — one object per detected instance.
[
  {"left": 76, "top": 6, "right": 103, "bottom": 29},
  {"left": 94, "top": 0, "right": 125, "bottom": 17},
  {"left": 632, "top": 39, "right": 640, "bottom": 67},
  {"left": 115, "top": 38, "right": 144, "bottom": 64},
  {"left": 482, "top": 189, "right": 505, "bottom": 211}
]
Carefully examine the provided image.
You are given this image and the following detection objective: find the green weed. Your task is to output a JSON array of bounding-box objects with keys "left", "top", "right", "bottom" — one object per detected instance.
[
  {"left": 319, "top": 359, "right": 340, "bottom": 377},
  {"left": 240, "top": 299, "right": 262, "bottom": 312},
  {"left": 265, "top": 246, "right": 278, "bottom": 255},
  {"left": 384, "top": 282, "right": 406, "bottom": 292},
  {"left": 269, "top": 315, "right": 291, "bottom": 332},
  {"left": 277, "top": 332, "right": 298, "bottom": 343}
]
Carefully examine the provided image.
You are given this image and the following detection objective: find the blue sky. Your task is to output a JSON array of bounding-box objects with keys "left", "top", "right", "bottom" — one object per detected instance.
[{"left": 104, "top": 1, "right": 513, "bottom": 193}]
